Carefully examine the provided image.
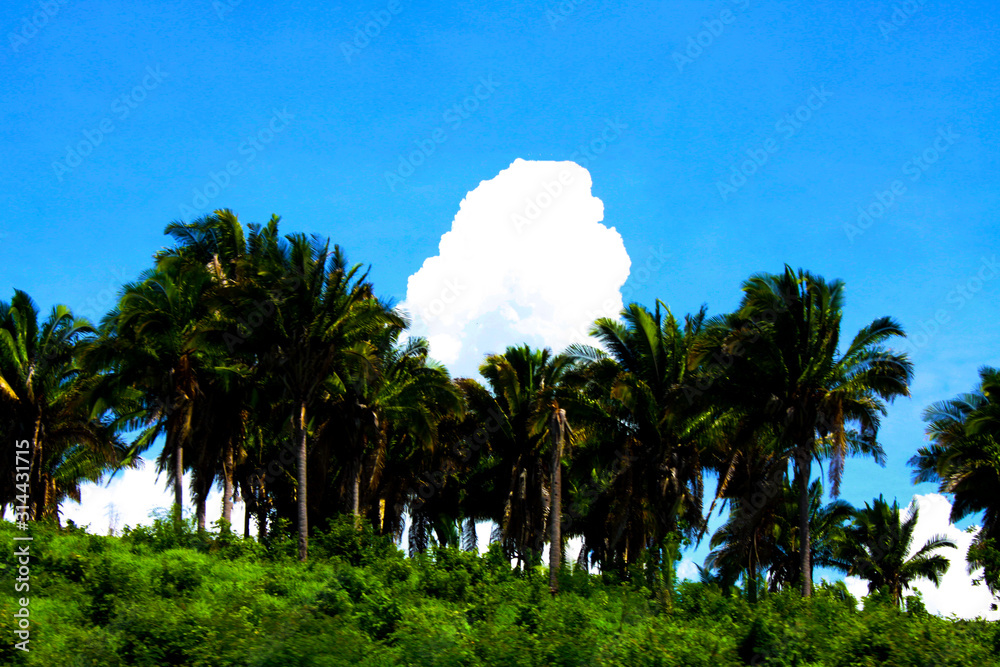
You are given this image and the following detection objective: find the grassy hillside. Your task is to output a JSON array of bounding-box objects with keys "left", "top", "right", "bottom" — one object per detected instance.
[{"left": 1, "top": 518, "right": 997, "bottom": 667}]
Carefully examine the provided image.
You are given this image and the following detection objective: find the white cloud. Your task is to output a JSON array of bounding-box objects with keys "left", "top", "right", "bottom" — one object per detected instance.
[
  {"left": 60, "top": 459, "right": 244, "bottom": 535},
  {"left": 402, "top": 158, "right": 632, "bottom": 378},
  {"left": 842, "top": 493, "right": 998, "bottom": 620}
]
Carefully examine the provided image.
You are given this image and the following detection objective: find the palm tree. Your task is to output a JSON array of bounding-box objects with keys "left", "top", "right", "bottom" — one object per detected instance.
[
  {"left": 84, "top": 264, "right": 215, "bottom": 524},
  {"left": 764, "top": 479, "right": 854, "bottom": 592},
  {"left": 835, "top": 496, "right": 956, "bottom": 606},
  {"left": 310, "top": 327, "right": 465, "bottom": 536},
  {"left": 566, "top": 302, "right": 709, "bottom": 572},
  {"left": 259, "top": 235, "right": 399, "bottom": 561},
  {"left": 910, "top": 366, "right": 1000, "bottom": 596},
  {"left": 707, "top": 266, "right": 912, "bottom": 596},
  {"left": 460, "top": 345, "right": 574, "bottom": 567},
  {"left": 0, "top": 290, "right": 133, "bottom": 521},
  {"left": 705, "top": 478, "right": 852, "bottom": 601},
  {"left": 548, "top": 404, "right": 570, "bottom": 594},
  {"left": 152, "top": 210, "right": 281, "bottom": 528}
]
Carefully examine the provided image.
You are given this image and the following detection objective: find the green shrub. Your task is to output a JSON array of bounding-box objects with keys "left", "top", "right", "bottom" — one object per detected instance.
[
  {"left": 156, "top": 549, "right": 208, "bottom": 597},
  {"left": 356, "top": 589, "right": 402, "bottom": 641}
]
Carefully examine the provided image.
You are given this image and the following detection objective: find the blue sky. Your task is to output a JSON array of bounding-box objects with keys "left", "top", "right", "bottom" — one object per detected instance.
[{"left": 2, "top": 0, "right": 998, "bottom": 613}]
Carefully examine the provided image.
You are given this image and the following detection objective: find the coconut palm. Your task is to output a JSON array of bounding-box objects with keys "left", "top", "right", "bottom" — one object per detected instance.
[
  {"left": 151, "top": 210, "right": 283, "bottom": 528},
  {"left": 259, "top": 235, "right": 399, "bottom": 561},
  {"left": 835, "top": 496, "right": 956, "bottom": 606},
  {"left": 83, "top": 262, "right": 219, "bottom": 525},
  {"left": 0, "top": 290, "right": 133, "bottom": 521},
  {"left": 765, "top": 479, "right": 854, "bottom": 592},
  {"left": 705, "top": 478, "right": 852, "bottom": 601},
  {"left": 566, "top": 302, "right": 709, "bottom": 572},
  {"left": 548, "top": 404, "right": 571, "bottom": 593},
  {"left": 708, "top": 266, "right": 913, "bottom": 596},
  {"left": 459, "top": 345, "right": 574, "bottom": 567},
  {"left": 310, "top": 327, "right": 465, "bottom": 536},
  {"left": 910, "top": 366, "right": 1000, "bottom": 595}
]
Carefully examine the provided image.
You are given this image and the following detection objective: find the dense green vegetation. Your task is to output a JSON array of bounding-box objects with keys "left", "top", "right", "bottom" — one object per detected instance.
[
  {"left": 2, "top": 210, "right": 999, "bottom": 661},
  {"left": 1, "top": 518, "right": 998, "bottom": 667}
]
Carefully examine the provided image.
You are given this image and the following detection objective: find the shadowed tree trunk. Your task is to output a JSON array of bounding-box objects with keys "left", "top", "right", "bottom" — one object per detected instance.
[
  {"left": 351, "top": 455, "right": 361, "bottom": 521},
  {"left": 549, "top": 407, "right": 568, "bottom": 595},
  {"left": 170, "top": 426, "right": 184, "bottom": 523},
  {"left": 196, "top": 497, "right": 207, "bottom": 532},
  {"left": 796, "top": 447, "right": 812, "bottom": 597},
  {"left": 222, "top": 439, "right": 234, "bottom": 525},
  {"left": 29, "top": 411, "right": 42, "bottom": 520},
  {"left": 297, "top": 401, "right": 308, "bottom": 561}
]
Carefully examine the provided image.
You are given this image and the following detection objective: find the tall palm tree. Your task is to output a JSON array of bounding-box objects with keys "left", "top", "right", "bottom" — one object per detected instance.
[
  {"left": 835, "top": 496, "right": 956, "bottom": 606},
  {"left": 460, "top": 345, "right": 574, "bottom": 566},
  {"left": 0, "top": 290, "right": 133, "bottom": 521},
  {"left": 84, "top": 263, "right": 216, "bottom": 522},
  {"left": 258, "top": 235, "right": 399, "bottom": 561},
  {"left": 707, "top": 266, "right": 912, "bottom": 596},
  {"left": 310, "top": 327, "right": 465, "bottom": 535},
  {"left": 548, "top": 404, "right": 570, "bottom": 594},
  {"left": 910, "top": 366, "right": 1000, "bottom": 595},
  {"left": 566, "top": 302, "right": 709, "bottom": 571},
  {"left": 705, "top": 479, "right": 852, "bottom": 601},
  {"left": 151, "top": 210, "right": 280, "bottom": 528}
]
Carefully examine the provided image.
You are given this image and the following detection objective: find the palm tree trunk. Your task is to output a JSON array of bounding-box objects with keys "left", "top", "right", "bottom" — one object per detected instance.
[
  {"left": 222, "top": 439, "right": 234, "bottom": 526},
  {"left": 244, "top": 499, "right": 251, "bottom": 538},
  {"left": 796, "top": 446, "right": 812, "bottom": 598},
  {"left": 29, "top": 411, "right": 43, "bottom": 520},
  {"left": 297, "top": 400, "right": 308, "bottom": 562},
  {"left": 351, "top": 454, "right": 361, "bottom": 523},
  {"left": 196, "top": 496, "right": 207, "bottom": 532},
  {"left": 549, "top": 408, "right": 566, "bottom": 595},
  {"left": 256, "top": 476, "right": 268, "bottom": 541},
  {"left": 257, "top": 499, "right": 267, "bottom": 541},
  {"left": 171, "top": 430, "right": 184, "bottom": 518},
  {"left": 42, "top": 474, "right": 55, "bottom": 523}
]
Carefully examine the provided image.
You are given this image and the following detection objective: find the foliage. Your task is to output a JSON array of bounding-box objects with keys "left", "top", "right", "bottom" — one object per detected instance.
[
  {"left": 0, "top": 519, "right": 997, "bottom": 667},
  {"left": 912, "top": 366, "right": 1000, "bottom": 597}
]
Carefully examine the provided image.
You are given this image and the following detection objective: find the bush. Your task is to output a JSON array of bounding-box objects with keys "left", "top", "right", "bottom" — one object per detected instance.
[{"left": 3, "top": 520, "right": 999, "bottom": 666}]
